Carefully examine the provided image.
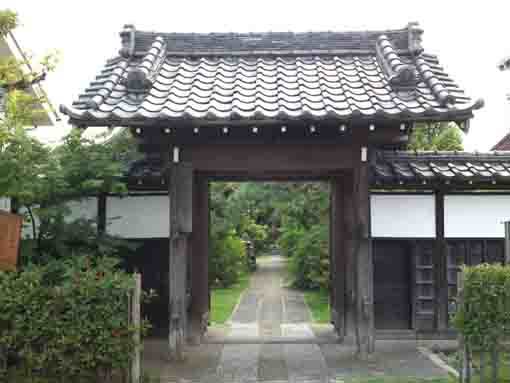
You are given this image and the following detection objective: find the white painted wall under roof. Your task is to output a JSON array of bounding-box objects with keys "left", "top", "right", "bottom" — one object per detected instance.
[
  {"left": 0, "top": 197, "right": 10, "bottom": 212},
  {"left": 66, "top": 198, "right": 98, "bottom": 222},
  {"left": 370, "top": 194, "right": 436, "bottom": 238},
  {"left": 106, "top": 195, "right": 169, "bottom": 239},
  {"left": 12, "top": 194, "right": 169, "bottom": 239},
  {"left": 18, "top": 198, "right": 97, "bottom": 239},
  {"left": 445, "top": 194, "right": 510, "bottom": 238}
]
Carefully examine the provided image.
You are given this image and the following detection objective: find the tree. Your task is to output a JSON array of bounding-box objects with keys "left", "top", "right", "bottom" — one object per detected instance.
[
  {"left": 407, "top": 121, "right": 464, "bottom": 151},
  {"left": 0, "top": 9, "right": 133, "bottom": 266}
]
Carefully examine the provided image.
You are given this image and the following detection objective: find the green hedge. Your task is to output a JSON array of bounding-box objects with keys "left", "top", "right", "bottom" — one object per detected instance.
[
  {"left": 453, "top": 263, "right": 510, "bottom": 349},
  {"left": 209, "top": 230, "right": 247, "bottom": 288},
  {"left": 282, "top": 224, "right": 329, "bottom": 290},
  {"left": 0, "top": 257, "right": 150, "bottom": 381}
]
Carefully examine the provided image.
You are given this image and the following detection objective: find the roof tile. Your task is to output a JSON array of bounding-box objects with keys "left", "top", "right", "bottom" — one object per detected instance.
[
  {"left": 60, "top": 24, "right": 483, "bottom": 125},
  {"left": 373, "top": 151, "right": 510, "bottom": 186}
]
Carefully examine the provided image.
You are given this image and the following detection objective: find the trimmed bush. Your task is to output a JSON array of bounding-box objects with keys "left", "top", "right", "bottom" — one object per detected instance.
[
  {"left": 0, "top": 257, "right": 150, "bottom": 381},
  {"left": 453, "top": 263, "right": 510, "bottom": 349},
  {"left": 284, "top": 225, "right": 329, "bottom": 290},
  {"left": 209, "top": 230, "right": 247, "bottom": 288}
]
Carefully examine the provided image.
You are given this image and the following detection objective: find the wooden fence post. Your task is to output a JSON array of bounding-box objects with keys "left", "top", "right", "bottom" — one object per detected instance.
[
  {"left": 131, "top": 273, "right": 141, "bottom": 383},
  {"left": 491, "top": 348, "right": 498, "bottom": 383},
  {"left": 458, "top": 269, "right": 470, "bottom": 383}
]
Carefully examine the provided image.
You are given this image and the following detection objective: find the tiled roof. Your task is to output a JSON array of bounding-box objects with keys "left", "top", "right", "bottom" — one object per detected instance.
[
  {"left": 131, "top": 29, "right": 410, "bottom": 55},
  {"left": 372, "top": 151, "right": 510, "bottom": 186},
  {"left": 60, "top": 23, "right": 483, "bottom": 126},
  {"left": 124, "top": 151, "right": 510, "bottom": 189},
  {"left": 492, "top": 132, "right": 510, "bottom": 151}
]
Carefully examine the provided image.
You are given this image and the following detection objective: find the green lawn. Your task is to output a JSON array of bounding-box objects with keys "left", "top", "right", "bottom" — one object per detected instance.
[
  {"left": 343, "top": 379, "right": 451, "bottom": 383},
  {"left": 443, "top": 350, "right": 510, "bottom": 383},
  {"left": 210, "top": 272, "right": 250, "bottom": 324},
  {"left": 304, "top": 288, "right": 330, "bottom": 323}
]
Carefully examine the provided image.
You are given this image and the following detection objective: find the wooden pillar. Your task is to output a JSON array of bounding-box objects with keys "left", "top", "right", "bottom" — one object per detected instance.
[
  {"left": 434, "top": 190, "right": 448, "bottom": 331},
  {"left": 354, "top": 148, "right": 375, "bottom": 358},
  {"left": 168, "top": 157, "right": 193, "bottom": 361},
  {"left": 343, "top": 171, "right": 357, "bottom": 340},
  {"left": 329, "top": 183, "right": 335, "bottom": 328},
  {"left": 330, "top": 177, "right": 345, "bottom": 338},
  {"left": 189, "top": 173, "right": 209, "bottom": 344}
]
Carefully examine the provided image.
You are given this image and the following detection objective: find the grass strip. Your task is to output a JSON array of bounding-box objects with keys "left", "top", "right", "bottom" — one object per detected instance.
[
  {"left": 210, "top": 272, "right": 250, "bottom": 324},
  {"left": 304, "top": 288, "right": 330, "bottom": 324}
]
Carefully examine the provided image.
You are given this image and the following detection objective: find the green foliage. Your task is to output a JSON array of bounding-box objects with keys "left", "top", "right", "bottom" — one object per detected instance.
[
  {"left": 209, "top": 181, "right": 330, "bottom": 290},
  {"left": 0, "top": 10, "right": 18, "bottom": 36},
  {"left": 286, "top": 224, "right": 329, "bottom": 290},
  {"left": 407, "top": 122, "right": 464, "bottom": 151},
  {"left": 276, "top": 183, "right": 330, "bottom": 290},
  {"left": 0, "top": 257, "right": 151, "bottom": 381},
  {"left": 210, "top": 230, "right": 246, "bottom": 288},
  {"left": 212, "top": 182, "right": 271, "bottom": 255},
  {"left": 453, "top": 264, "right": 510, "bottom": 350},
  {"left": 30, "top": 214, "right": 137, "bottom": 266},
  {"left": 304, "top": 289, "right": 330, "bottom": 323}
]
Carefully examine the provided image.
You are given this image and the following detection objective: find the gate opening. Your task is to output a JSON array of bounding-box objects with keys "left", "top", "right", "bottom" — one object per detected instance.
[{"left": 207, "top": 181, "right": 332, "bottom": 340}]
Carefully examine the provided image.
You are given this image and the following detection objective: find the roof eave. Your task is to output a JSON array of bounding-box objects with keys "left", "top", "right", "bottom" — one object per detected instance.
[{"left": 61, "top": 110, "right": 477, "bottom": 128}]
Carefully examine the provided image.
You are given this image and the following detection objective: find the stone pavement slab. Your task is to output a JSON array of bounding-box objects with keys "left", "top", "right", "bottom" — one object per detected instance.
[{"left": 143, "top": 255, "right": 450, "bottom": 382}]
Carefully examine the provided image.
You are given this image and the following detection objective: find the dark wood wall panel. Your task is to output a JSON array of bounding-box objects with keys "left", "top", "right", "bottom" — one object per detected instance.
[
  {"left": 374, "top": 238, "right": 505, "bottom": 332},
  {"left": 413, "top": 240, "right": 435, "bottom": 330},
  {"left": 122, "top": 238, "right": 169, "bottom": 336},
  {"left": 373, "top": 241, "right": 412, "bottom": 330},
  {"left": 446, "top": 239, "right": 504, "bottom": 317}
]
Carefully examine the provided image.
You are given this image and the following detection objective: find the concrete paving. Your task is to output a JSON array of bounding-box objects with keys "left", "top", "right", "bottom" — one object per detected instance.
[{"left": 143, "top": 255, "right": 449, "bottom": 382}]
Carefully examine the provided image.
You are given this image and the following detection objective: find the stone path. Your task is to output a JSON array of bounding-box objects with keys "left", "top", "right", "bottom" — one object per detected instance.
[{"left": 144, "top": 255, "right": 449, "bottom": 382}]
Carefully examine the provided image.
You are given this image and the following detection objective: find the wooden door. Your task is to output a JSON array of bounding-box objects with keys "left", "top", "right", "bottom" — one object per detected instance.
[{"left": 374, "top": 241, "right": 411, "bottom": 329}]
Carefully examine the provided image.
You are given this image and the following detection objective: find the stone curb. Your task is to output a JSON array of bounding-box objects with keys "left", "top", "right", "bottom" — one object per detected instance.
[{"left": 417, "top": 346, "right": 459, "bottom": 378}]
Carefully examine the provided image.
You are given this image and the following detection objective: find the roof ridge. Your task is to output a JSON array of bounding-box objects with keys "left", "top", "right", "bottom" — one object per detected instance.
[
  {"left": 132, "top": 27, "right": 410, "bottom": 37},
  {"left": 119, "top": 23, "right": 422, "bottom": 57}
]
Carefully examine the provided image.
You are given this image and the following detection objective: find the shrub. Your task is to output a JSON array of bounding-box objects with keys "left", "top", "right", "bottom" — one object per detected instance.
[
  {"left": 285, "top": 224, "right": 329, "bottom": 290},
  {"left": 209, "top": 230, "right": 246, "bottom": 288},
  {"left": 0, "top": 257, "right": 150, "bottom": 381},
  {"left": 277, "top": 226, "right": 304, "bottom": 258},
  {"left": 453, "top": 263, "right": 510, "bottom": 350}
]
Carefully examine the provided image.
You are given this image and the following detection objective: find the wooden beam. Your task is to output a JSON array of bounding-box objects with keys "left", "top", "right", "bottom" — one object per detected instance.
[
  {"left": 434, "top": 191, "right": 448, "bottom": 331},
  {"left": 354, "top": 154, "right": 375, "bottom": 358},
  {"left": 183, "top": 144, "right": 357, "bottom": 172},
  {"left": 168, "top": 160, "right": 193, "bottom": 360}
]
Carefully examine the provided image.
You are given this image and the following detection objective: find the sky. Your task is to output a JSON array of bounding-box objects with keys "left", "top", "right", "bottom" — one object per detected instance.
[{"left": 5, "top": 0, "right": 510, "bottom": 151}]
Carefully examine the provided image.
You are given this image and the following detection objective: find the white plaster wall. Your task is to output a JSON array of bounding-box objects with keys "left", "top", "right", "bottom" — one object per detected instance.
[
  {"left": 445, "top": 195, "right": 510, "bottom": 238},
  {"left": 65, "top": 198, "right": 98, "bottom": 222},
  {"left": 19, "top": 198, "right": 98, "bottom": 238},
  {"left": 370, "top": 194, "right": 436, "bottom": 238},
  {"left": 106, "top": 195, "right": 169, "bottom": 238},
  {"left": 0, "top": 197, "right": 10, "bottom": 212}
]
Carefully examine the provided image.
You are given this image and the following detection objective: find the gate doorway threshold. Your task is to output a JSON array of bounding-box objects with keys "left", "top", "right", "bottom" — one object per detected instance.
[
  {"left": 203, "top": 335, "right": 340, "bottom": 344},
  {"left": 204, "top": 323, "right": 340, "bottom": 345}
]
